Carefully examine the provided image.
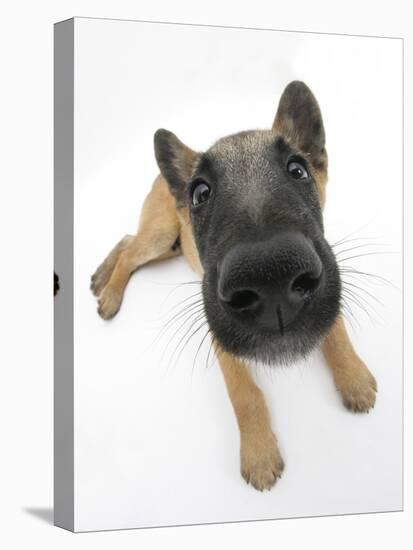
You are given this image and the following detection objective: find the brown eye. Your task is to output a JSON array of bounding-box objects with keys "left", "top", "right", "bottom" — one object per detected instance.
[
  {"left": 287, "top": 160, "right": 309, "bottom": 180},
  {"left": 192, "top": 180, "right": 211, "bottom": 206}
]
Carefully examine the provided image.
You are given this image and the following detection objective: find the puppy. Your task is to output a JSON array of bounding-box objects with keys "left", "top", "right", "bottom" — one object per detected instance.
[{"left": 91, "top": 81, "right": 377, "bottom": 491}]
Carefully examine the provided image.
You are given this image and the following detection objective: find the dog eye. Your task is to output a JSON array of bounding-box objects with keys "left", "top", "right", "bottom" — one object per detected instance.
[
  {"left": 287, "top": 160, "right": 309, "bottom": 180},
  {"left": 192, "top": 180, "right": 211, "bottom": 206}
]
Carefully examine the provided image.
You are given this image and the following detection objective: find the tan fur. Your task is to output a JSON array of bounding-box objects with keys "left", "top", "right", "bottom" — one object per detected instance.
[
  {"left": 219, "top": 348, "right": 284, "bottom": 490},
  {"left": 322, "top": 316, "right": 376, "bottom": 412},
  {"left": 176, "top": 206, "right": 204, "bottom": 275},
  {"left": 92, "top": 153, "right": 376, "bottom": 490},
  {"left": 311, "top": 159, "right": 328, "bottom": 207},
  {"left": 91, "top": 175, "right": 180, "bottom": 319}
]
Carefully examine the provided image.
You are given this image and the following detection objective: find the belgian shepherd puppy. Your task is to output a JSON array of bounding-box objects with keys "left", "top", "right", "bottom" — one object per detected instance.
[{"left": 91, "top": 81, "right": 377, "bottom": 491}]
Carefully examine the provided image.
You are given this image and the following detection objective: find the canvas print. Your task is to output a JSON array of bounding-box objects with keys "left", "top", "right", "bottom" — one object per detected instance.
[{"left": 54, "top": 18, "right": 403, "bottom": 532}]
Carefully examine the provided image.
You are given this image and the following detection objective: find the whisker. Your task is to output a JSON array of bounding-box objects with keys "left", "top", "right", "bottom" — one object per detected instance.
[
  {"left": 192, "top": 325, "right": 212, "bottom": 376},
  {"left": 167, "top": 313, "right": 207, "bottom": 373},
  {"left": 340, "top": 298, "right": 359, "bottom": 330},
  {"left": 332, "top": 235, "right": 379, "bottom": 247},
  {"left": 338, "top": 266, "right": 396, "bottom": 289},
  {"left": 162, "top": 290, "right": 203, "bottom": 315},
  {"left": 206, "top": 333, "right": 218, "bottom": 369},
  {"left": 341, "top": 288, "right": 380, "bottom": 325},
  {"left": 160, "top": 307, "right": 205, "bottom": 363},
  {"left": 163, "top": 316, "right": 207, "bottom": 377},
  {"left": 343, "top": 288, "right": 381, "bottom": 321},
  {"left": 337, "top": 250, "right": 397, "bottom": 263},
  {"left": 158, "top": 284, "right": 202, "bottom": 312},
  {"left": 152, "top": 299, "right": 204, "bottom": 346},
  {"left": 152, "top": 280, "right": 202, "bottom": 288},
  {"left": 328, "top": 221, "right": 376, "bottom": 248},
  {"left": 334, "top": 242, "right": 389, "bottom": 257},
  {"left": 341, "top": 291, "right": 371, "bottom": 323},
  {"left": 341, "top": 279, "right": 384, "bottom": 307}
]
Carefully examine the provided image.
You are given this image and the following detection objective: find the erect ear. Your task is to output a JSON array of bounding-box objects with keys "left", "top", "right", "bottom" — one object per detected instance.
[
  {"left": 273, "top": 81, "right": 326, "bottom": 165},
  {"left": 154, "top": 129, "right": 200, "bottom": 205}
]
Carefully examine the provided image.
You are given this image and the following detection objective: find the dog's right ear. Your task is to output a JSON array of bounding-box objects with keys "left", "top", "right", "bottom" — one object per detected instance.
[
  {"left": 273, "top": 81, "right": 326, "bottom": 164},
  {"left": 154, "top": 129, "right": 200, "bottom": 204}
]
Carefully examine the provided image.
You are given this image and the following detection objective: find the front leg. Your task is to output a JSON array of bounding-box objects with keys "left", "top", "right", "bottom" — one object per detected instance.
[
  {"left": 91, "top": 175, "right": 180, "bottom": 320},
  {"left": 218, "top": 349, "right": 284, "bottom": 491},
  {"left": 322, "top": 316, "right": 377, "bottom": 412}
]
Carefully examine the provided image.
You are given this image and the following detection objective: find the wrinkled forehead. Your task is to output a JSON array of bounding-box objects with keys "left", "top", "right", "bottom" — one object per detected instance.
[
  {"left": 197, "top": 130, "right": 295, "bottom": 221},
  {"left": 199, "top": 128, "right": 326, "bottom": 208},
  {"left": 204, "top": 130, "right": 282, "bottom": 181},
  {"left": 198, "top": 130, "right": 294, "bottom": 203}
]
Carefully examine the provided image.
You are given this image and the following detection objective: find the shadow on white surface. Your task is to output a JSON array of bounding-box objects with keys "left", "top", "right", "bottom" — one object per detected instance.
[{"left": 24, "top": 507, "right": 54, "bottom": 525}]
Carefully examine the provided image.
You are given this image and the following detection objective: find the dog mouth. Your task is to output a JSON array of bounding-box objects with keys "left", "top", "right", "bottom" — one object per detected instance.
[{"left": 203, "top": 281, "right": 340, "bottom": 365}]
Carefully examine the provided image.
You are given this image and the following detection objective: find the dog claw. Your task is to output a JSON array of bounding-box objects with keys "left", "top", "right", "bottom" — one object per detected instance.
[
  {"left": 241, "top": 434, "right": 284, "bottom": 491},
  {"left": 97, "top": 286, "right": 123, "bottom": 320}
]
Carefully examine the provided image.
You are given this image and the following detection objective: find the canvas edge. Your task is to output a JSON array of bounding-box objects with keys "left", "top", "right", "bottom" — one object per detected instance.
[{"left": 54, "top": 17, "right": 75, "bottom": 532}]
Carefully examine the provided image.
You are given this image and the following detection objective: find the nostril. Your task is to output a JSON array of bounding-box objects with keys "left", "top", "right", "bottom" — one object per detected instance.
[
  {"left": 291, "top": 272, "right": 321, "bottom": 298},
  {"left": 226, "top": 289, "right": 260, "bottom": 311}
]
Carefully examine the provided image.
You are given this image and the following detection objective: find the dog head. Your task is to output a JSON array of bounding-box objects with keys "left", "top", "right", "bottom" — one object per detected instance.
[{"left": 154, "top": 81, "right": 341, "bottom": 364}]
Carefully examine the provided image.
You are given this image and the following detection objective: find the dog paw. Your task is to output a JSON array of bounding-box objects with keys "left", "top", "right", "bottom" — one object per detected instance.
[
  {"left": 90, "top": 267, "right": 108, "bottom": 297},
  {"left": 337, "top": 359, "right": 377, "bottom": 413},
  {"left": 97, "top": 286, "right": 123, "bottom": 320},
  {"left": 240, "top": 433, "right": 284, "bottom": 491},
  {"left": 91, "top": 260, "right": 117, "bottom": 298},
  {"left": 91, "top": 235, "right": 133, "bottom": 297}
]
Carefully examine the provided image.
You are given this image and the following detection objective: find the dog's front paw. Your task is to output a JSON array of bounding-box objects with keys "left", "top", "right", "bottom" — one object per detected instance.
[
  {"left": 240, "top": 432, "right": 284, "bottom": 491},
  {"left": 91, "top": 235, "right": 133, "bottom": 297},
  {"left": 90, "top": 267, "right": 107, "bottom": 297},
  {"left": 97, "top": 286, "right": 123, "bottom": 320},
  {"left": 91, "top": 262, "right": 115, "bottom": 298},
  {"left": 336, "top": 358, "right": 377, "bottom": 413}
]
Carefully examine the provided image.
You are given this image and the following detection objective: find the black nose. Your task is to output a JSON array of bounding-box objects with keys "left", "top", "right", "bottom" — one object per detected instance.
[{"left": 218, "top": 232, "right": 323, "bottom": 333}]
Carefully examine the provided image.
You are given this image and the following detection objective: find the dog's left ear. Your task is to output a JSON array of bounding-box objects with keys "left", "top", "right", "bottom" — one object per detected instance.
[
  {"left": 273, "top": 81, "right": 326, "bottom": 163},
  {"left": 154, "top": 129, "right": 200, "bottom": 204}
]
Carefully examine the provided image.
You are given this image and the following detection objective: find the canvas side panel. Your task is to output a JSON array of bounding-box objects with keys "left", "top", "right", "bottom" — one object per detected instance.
[{"left": 54, "top": 18, "right": 74, "bottom": 532}]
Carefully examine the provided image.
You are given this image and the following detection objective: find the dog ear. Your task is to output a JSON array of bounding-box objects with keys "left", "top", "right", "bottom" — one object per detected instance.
[
  {"left": 154, "top": 129, "right": 200, "bottom": 204},
  {"left": 273, "top": 81, "right": 326, "bottom": 162}
]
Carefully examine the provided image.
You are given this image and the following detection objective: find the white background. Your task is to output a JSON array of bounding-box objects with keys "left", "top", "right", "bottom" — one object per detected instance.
[
  {"left": 0, "top": 1, "right": 411, "bottom": 549},
  {"left": 73, "top": 18, "right": 402, "bottom": 531}
]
